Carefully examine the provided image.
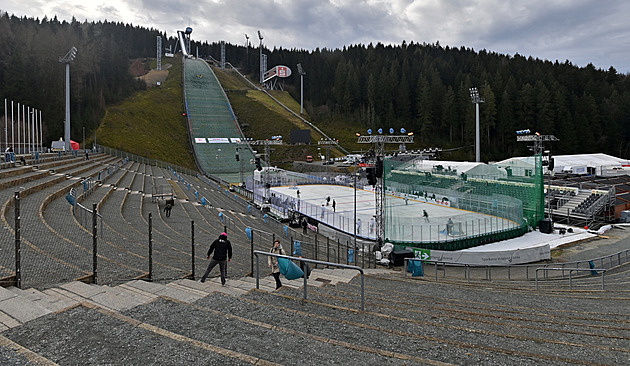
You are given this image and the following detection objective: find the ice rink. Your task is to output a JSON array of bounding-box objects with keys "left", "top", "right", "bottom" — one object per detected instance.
[{"left": 270, "top": 184, "right": 595, "bottom": 253}]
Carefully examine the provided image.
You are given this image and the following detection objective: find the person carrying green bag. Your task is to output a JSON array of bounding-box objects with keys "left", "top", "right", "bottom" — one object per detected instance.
[{"left": 268, "top": 239, "right": 286, "bottom": 289}]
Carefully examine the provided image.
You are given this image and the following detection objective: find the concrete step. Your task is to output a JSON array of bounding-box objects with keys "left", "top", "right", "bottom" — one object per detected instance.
[
  {"left": 121, "top": 280, "right": 204, "bottom": 303},
  {"left": 57, "top": 281, "right": 148, "bottom": 311},
  {"left": 174, "top": 279, "right": 248, "bottom": 296},
  {"left": 0, "top": 269, "right": 370, "bottom": 330},
  {"left": 0, "top": 286, "right": 52, "bottom": 327},
  {"left": 116, "top": 283, "right": 160, "bottom": 302},
  {"left": 6, "top": 286, "right": 77, "bottom": 313},
  {"left": 87, "top": 286, "right": 149, "bottom": 312},
  {"left": 237, "top": 276, "right": 279, "bottom": 291}
]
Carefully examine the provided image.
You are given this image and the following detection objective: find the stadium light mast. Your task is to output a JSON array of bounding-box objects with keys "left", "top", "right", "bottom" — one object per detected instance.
[
  {"left": 156, "top": 36, "right": 162, "bottom": 71},
  {"left": 470, "top": 87, "right": 484, "bottom": 162},
  {"left": 60, "top": 46, "right": 77, "bottom": 152},
  {"left": 358, "top": 128, "right": 414, "bottom": 248},
  {"left": 245, "top": 34, "right": 249, "bottom": 71},
  {"left": 297, "top": 63, "right": 306, "bottom": 114},
  {"left": 258, "top": 31, "right": 264, "bottom": 84},
  {"left": 516, "top": 129, "right": 559, "bottom": 225}
]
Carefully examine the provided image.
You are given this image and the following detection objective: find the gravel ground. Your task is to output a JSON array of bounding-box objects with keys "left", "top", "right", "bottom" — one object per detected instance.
[
  {"left": 201, "top": 291, "right": 554, "bottom": 365},
  {"left": 2, "top": 306, "right": 241, "bottom": 365},
  {"left": 123, "top": 297, "right": 403, "bottom": 365},
  {"left": 0, "top": 344, "right": 40, "bottom": 366},
  {"left": 552, "top": 224, "right": 630, "bottom": 262}
]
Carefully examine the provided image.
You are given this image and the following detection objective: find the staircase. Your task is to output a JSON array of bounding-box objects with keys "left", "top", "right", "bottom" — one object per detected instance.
[
  {"left": 552, "top": 190, "right": 591, "bottom": 218},
  {"left": 2, "top": 265, "right": 629, "bottom": 365},
  {"left": 0, "top": 269, "right": 385, "bottom": 332}
]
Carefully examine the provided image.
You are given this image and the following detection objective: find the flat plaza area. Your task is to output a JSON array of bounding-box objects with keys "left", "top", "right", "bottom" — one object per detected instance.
[{"left": 270, "top": 184, "right": 596, "bottom": 252}]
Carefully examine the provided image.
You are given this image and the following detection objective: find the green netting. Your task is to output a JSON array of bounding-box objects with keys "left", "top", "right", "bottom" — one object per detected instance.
[
  {"left": 384, "top": 155, "right": 544, "bottom": 250},
  {"left": 183, "top": 58, "right": 256, "bottom": 182}
]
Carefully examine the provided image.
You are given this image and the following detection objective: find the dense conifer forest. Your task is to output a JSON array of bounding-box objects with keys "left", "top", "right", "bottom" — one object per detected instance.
[
  {"left": 2, "top": 12, "right": 630, "bottom": 161},
  {"left": 200, "top": 41, "right": 630, "bottom": 161},
  {"left": 0, "top": 13, "right": 159, "bottom": 144}
]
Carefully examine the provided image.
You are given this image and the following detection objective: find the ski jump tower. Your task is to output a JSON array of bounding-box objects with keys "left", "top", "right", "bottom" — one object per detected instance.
[{"left": 176, "top": 27, "right": 193, "bottom": 57}]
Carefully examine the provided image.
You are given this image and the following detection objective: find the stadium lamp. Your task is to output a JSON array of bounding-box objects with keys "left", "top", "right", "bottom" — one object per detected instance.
[
  {"left": 367, "top": 129, "right": 372, "bottom": 134},
  {"left": 297, "top": 63, "right": 306, "bottom": 114},
  {"left": 60, "top": 46, "right": 78, "bottom": 153},
  {"left": 400, "top": 128, "right": 406, "bottom": 134},
  {"left": 355, "top": 132, "right": 361, "bottom": 137},
  {"left": 378, "top": 128, "right": 383, "bottom": 134},
  {"left": 258, "top": 30, "right": 264, "bottom": 84},
  {"left": 470, "top": 87, "right": 484, "bottom": 163}
]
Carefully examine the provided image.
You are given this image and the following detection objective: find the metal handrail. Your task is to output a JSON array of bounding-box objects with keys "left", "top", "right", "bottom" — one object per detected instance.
[
  {"left": 254, "top": 250, "right": 365, "bottom": 311},
  {"left": 535, "top": 267, "right": 607, "bottom": 290},
  {"left": 419, "top": 246, "right": 629, "bottom": 286}
]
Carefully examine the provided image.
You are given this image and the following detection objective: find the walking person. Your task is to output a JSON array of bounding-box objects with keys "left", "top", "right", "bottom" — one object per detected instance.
[
  {"left": 268, "top": 239, "right": 286, "bottom": 289},
  {"left": 200, "top": 232, "right": 232, "bottom": 285},
  {"left": 164, "top": 198, "right": 174, "bottom": 217},
  {"left": 301, "top": 217, "right": 308, "bottom": 234},
  {"left": 332, "top": 199, "right": 336, "bottom": 212},
  {"left": 405, "top": 195, "right": 409, "bottom": 205},
  {"left": 423, "top": 209, "right": 430, "bottom": 223}
]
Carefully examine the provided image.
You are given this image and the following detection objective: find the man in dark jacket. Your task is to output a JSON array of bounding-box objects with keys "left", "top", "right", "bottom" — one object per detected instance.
[{"left": 200, "top": 232, "right": 233, "bottom": 285}]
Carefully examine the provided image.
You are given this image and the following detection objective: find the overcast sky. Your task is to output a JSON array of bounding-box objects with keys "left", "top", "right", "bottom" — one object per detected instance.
[{"left": 3, "top": 0, "right": 630, "bottom": 74}]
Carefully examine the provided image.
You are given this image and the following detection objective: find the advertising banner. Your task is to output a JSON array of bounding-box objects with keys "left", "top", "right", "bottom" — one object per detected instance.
[{"left": 411, "top": 245, "right": 550, "bottom": 265}]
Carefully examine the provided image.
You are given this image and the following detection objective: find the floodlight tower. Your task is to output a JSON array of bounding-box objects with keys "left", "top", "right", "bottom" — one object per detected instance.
[
  {"left": 297, "top": 63, "right": 306, "bottom": 114},
  {"left": 470, "top": 87, "right": 484, "bottom": 162},
  {"left": 358, "top": 128, "right": 414, "bottom": 247},
  {"left": 220, "top": 41, "right": 226, "bottom": 69},
  {"left": 516, "top": 129, "right": 559, "bottom": 224},
  {"left": 245, "top": 34, "right": 249, "bottom": 71},
  {"left": 60, "top": 46, "right": 77, "bottom": 152},
  {"left": 258, "top": 31, "right": 264, "bottom": 84},
  {"left": 157, "top": 36, "right": 162, "bottom": 71}
]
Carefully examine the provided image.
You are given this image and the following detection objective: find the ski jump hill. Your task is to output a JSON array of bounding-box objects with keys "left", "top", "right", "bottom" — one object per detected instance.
[{"left": 183, "top": 57, "right": 254, "bottom": 183}]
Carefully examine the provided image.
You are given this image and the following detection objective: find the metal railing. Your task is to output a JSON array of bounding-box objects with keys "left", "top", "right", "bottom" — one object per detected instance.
[
  {"left": 254, "top": 250, "right": 365, "bottom": 311},
  {"left": 535, "top": 267, "right": 607, "bottom": 290},
  {"left": 419, "top": 247, "right": 629, "bottom": 290}
]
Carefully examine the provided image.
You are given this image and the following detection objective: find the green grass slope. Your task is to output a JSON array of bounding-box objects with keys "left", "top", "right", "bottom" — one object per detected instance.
[
  {"left": 214, "top": 68, "right": 347, "bottom": 167},
  {"left": 96, "top": 58, "right": 349, "bottom": 172},
  {"left": 96, "top": 57, "right": 197, "bottom": 170}
]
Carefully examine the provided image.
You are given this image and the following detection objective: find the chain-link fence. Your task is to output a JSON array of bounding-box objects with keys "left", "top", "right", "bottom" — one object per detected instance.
[{"left": 0, "top": 155, "right": 374, "bottom": 289}]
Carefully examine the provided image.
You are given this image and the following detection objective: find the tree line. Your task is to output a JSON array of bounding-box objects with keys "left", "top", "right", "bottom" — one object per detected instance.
[
  {"left": 0, "top": 13, "right": 160, "bottom": 146},
  {"left": 199, "top": 40, "right": 630, "bottom": 161}
]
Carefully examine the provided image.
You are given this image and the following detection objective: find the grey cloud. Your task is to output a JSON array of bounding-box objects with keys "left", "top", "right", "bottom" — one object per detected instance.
[{"left": 5, "top": 0, "right": 630, "bottom": 72}]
